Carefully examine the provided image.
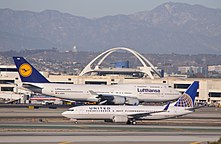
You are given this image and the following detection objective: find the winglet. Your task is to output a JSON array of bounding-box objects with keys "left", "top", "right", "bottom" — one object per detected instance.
[
  {"left": 164, "top": 102, "right": 170, "bottom": 111},
  {"left": 13, "top": 57, "right": 50, "bottom": 83}
]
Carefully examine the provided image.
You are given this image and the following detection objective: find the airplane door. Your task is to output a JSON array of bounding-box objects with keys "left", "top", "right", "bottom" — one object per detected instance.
[{"left": 79, "top": 109, "right": 84, "bottom": 114}]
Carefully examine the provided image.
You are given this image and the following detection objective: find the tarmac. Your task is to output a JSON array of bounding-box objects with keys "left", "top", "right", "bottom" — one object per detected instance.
[{"left": 0, "top": 106, "right": 220, "bottom": 144}]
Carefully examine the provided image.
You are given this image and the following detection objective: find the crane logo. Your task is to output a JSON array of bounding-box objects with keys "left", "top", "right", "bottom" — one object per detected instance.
[{"left": 19, "top": 63, "right": 32, "bottom": 77}]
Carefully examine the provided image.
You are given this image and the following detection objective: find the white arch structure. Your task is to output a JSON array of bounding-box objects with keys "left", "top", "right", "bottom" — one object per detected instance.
[{"left": 79, "top": 47, "right": 161, "bottom": 79}]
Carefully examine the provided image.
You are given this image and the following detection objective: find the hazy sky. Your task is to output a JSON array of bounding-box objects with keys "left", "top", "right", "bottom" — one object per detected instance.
[{"left": 0, "top": 0, "right": 221, "bottom": 18}]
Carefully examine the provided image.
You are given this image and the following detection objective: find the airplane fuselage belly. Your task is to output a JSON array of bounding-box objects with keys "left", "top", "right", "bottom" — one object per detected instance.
[{"left": 68, "top": 114, "right": 113, "bottom": 120}]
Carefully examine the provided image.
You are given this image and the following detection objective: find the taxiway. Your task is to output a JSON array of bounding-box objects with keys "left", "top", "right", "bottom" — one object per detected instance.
[{"left": 0, "top": 107, "right": 220, "bottom": 144}]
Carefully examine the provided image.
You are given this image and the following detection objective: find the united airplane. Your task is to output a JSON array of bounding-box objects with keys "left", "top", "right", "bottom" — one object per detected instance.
[
  {"left": 62, "top": 81, "right": 200, "bottom": 125},
  {"left": 13, "top": 57, "right": 180, "bottom": 105}
]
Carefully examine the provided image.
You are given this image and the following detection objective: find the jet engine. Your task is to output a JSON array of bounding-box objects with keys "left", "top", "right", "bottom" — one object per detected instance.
[
  {"left": 125, "top": 97, "right": 139, "bottom": 105},
  {"left": 112, "top": 115, "right": 128, "bottom": 123},
  {"left": 98, "top": 95, "right": 139, "bottom": 105},
  {"left": 111, "top": 96, "right": 126, "bottom": 104}
]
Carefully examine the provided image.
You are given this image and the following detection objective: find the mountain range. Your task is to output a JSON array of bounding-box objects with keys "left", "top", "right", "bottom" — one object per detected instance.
[{"left": 0, "top": 2, "right": 221, "bottom": 54}]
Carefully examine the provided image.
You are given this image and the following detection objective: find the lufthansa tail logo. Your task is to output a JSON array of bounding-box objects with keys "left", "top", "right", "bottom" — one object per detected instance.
[{"left": 19, "top": 63, "right": 32, "bottom": 77}]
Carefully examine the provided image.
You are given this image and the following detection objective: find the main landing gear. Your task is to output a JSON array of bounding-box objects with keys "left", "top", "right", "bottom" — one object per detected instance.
[
  {"left": 126, "top": 119, "right": 137, "bottom": 125},
  {"left": 70, "top": 118, "right": 78, "bottom": 124}
]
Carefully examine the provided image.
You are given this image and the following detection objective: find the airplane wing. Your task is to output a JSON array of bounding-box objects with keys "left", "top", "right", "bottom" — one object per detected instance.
[
  {"left": 128, "top": 102, "right": 170, "bottom": 119},
  {"left": 88, "top": 90, "right": 98, "bottom": 96},
  {"left": 88, "top": 90, "right": 139, "bottom": 105}
]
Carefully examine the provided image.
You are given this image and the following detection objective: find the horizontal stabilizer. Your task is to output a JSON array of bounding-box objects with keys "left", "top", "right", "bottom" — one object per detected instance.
[
  {"left": 186, "top": 104, "right": 206, "bottom": 111},
  {"left": 22, "top": 83, "right": 43, "bottom": 93}
]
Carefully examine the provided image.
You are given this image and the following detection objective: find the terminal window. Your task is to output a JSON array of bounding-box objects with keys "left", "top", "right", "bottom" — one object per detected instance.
[
  {"left": 0, "top": 68, "right": 17, "bottom": 72},
  {"left": 1, "top": 87, "right": 14, "bottom": 92},
  {"left": 54, "top": 82, "right": 74, "bottom": 84},
  {"left": 174, "top": 84, "right": 190, "bottom": 89},
  {"left": 85, "top": 81, "right": 107, "bottom": 85},
  {"left": 0, "top": 80, "right": 14, "bottom": 84},
  {"left": 209, "top": 92, "right": 221, "bottom": 97}
]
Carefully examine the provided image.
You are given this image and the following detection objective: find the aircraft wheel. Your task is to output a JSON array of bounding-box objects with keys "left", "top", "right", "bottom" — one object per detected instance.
[
  {"left": 132, "top": 120, "right": 137, "bottom": 125},
  {"left": 126, "top": 120, "right": 131, "bottom": 125}
]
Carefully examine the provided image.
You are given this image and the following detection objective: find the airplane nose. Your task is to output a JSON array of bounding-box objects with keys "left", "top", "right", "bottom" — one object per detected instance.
[{"left": 61, "top": 111, "right": 69, "bottom": 117}]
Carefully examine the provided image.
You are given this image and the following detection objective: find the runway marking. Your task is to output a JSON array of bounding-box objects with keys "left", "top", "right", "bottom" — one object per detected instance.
[
  {"left": 190, "top": 142, "right": 201, "bottom": 144},
  {"left": 58, "top": 142, "right": 72, "bottom": 144}
]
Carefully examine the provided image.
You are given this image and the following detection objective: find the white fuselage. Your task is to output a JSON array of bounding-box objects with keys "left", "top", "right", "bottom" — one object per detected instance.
[
  {"left": 30, "top": 83, "right": 180, "bottom": 102},
  {"left": 62, "top": 105, "right": 192, "bottom": 121}
]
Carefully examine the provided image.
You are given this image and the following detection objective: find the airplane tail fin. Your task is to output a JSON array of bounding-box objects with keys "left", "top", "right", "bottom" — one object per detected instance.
[
  {"left": 13, "top": 57, "right": 50, "bottom": 83},
  {"left": 174, "top": 81, "right": 199, "bottom": 108}
]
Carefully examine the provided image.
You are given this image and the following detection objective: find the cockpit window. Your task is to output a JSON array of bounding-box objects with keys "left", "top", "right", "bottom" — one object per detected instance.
[{"left": 68, "top": 109, "right": 74, "bottom": 111}]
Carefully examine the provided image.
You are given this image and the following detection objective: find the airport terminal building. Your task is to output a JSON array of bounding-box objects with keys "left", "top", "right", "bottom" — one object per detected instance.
[
  {"left": 0, "top": 47, "right": 221, "bottom": 105},
  {"left": 1, "top": 68, "right": 221, "bottom": 105}
]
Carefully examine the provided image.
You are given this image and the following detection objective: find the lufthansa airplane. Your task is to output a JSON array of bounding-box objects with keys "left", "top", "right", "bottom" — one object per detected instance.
[
  {"left": 62, "top": 81, "right": 200, "bottom": 125},
  {"left": 13, "top": 57, "right": 180, "bottom": 105}
]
